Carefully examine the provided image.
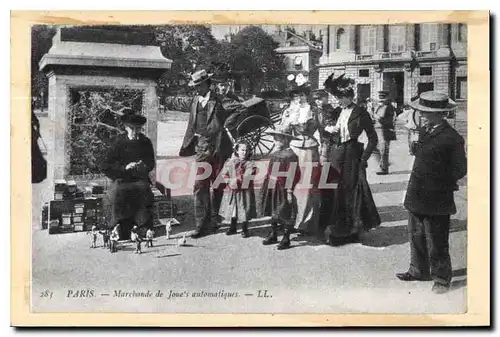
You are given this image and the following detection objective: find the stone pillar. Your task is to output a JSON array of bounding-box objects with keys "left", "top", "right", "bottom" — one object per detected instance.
[
  {"left": 329, "top": 25, "right": 337, "bottom": 52},
  {"left": 406, "top": 24, "right": 416, "bottom": 51},
  {"left": 437, "top": 23, "right": 451, "bottom": 57},
  {"left": 376, "top": 25, "right": 386, "bottom": 52},
  {"left": 348, "top": 25, "right": 357, "bottom": 52},
  {"left": 40, "top": 26, "right": 171, "bottom": 192},
  {"left": 439, "top": 23, "right": 451, "bottom": 47},
  {"left": 321, "top": 27, "right": 329, "bottom": 58}
]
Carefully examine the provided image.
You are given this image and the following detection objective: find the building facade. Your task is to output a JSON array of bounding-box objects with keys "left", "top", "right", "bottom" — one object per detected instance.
[
  {"left": 272, "top": 30, "right": 323, "bottom": 89},
  {"left": 317, "top": 23, "right": 467, "bottom": 107}
]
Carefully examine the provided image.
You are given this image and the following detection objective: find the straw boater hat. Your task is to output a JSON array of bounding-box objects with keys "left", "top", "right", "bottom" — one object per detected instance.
[
  {"left": 266, "top": 125, "right": 300, "bottom": 140},
  {"left": 188, "top": 69, "right": 213, "bottom": 87},
  {"left": 121, "top": 108, "right": 146, "bottom": 126},
  {"left": 409, "top": 91, "right": 457, "bottom": 113}
]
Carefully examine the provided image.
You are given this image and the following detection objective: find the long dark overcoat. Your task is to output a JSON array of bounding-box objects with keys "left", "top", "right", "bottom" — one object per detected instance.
[
  {"left": 404, "top": 120, "right": 467, "bottom": 215},
  {"left": 164, "top": 92, "right": 242, "bottom": 163},
  {"left": 102, "top": 133, "right": 155, "bottom": 231},
  {"left": 324, "top": 105, "right": 381, "bottom": 239}
]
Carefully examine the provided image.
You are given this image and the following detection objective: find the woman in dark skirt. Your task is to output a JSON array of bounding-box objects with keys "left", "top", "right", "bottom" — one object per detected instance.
[
  {"left": 102, "top": 110, "right": 155, "bottom": 240},
  {"left": 259, "top": 125, "right": 302, "bottom": 250},
  {"left": 322, "top": 74, "right": 381, "bottom": 245}
]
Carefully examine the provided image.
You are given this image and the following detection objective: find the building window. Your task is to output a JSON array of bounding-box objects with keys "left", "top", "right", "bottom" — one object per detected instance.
[
  {"left": 336, "top": 28, "right": 347, "bottom": 50},
  {"left": 419, "top": 23, "right": 439, "bottom": 51},
  {"left": 388, "top": 25, "right": 406, "bottom": 52},
  {"left": 456, "top": 76, "right": 467, "bottom": 99},
  {"left": 359, "top": 69, "right": 370, "bottom": 77},
  {"left": 294, "top": 56, "right": 303, "bottom": 70},
  {"left": 420, "top": 67, "right": 432, "bottom": 76},
  {"left": 458, "top": 23, "right": 467, "bottom": 42},
  {"left": 418, "top": 82, "right": 434, "bottom": 95},
  {"left": 359, "top": 25, "right": 376, "bottom": 55}
]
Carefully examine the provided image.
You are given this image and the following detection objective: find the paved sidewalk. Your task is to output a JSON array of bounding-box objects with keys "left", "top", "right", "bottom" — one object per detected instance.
[{"left": 31, "top": 114, "right": 467, "bottom": 314}]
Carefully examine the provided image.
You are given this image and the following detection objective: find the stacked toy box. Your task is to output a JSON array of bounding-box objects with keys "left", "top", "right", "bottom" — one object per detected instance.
[{"left": 45, "top": 179, "right": 106, "bottom": 235}]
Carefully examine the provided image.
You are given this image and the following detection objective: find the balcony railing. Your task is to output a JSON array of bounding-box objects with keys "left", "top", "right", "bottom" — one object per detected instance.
[
  {"left": 379, "top": 51, "right": 405, "bottom": 59},
  {"left": 415, "top": 50, "right": 438, "bottom": 58},
  {"left": 355, "top": 54, "right": 374, "bottom": 61}
]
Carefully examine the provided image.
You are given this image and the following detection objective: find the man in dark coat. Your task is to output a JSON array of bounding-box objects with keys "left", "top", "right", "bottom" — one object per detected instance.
[
  {"left": 397, "top": 91, "right": 467, "bottom": 294},
  {"left": 32, "top": 111, "right": 47, "bottom": 183},
  {"left": 372, "top": 91, "right": 396, "bottom": 175},
  {"left": 164, "top": 69, "right": 243, "bottom": 238},
  {"left": 102, "top": 110, "right": 156, "bottom": 240}
]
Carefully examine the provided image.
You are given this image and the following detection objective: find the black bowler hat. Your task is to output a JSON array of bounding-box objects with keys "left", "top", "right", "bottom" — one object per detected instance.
[
  {"left": 409, "top": 91, "right": 457, "bottom": 113},
  {"left": 121, "top": 109, "right": 146, "bottom": 126}
]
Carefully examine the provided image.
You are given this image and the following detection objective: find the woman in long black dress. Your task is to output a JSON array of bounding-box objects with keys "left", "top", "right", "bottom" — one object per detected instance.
[
  {"left": 322, "top": 74, "right": 381, "bottom": 245},
  {"left": 102, "top": 110, "right": 155, "bottom": 240}
]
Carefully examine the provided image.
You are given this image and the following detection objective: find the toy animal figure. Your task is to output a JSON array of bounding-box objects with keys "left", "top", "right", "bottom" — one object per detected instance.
[
  {"left": 109, "top": 225, "right": 120, "bottom": 253},
  {"left": 99, "top": 229, "right": 111, "bottom": 248},
  {"left": 166, "top": 222, "right": 172, "bottom": 240},
  {"left": 130, "top": 226, "right": 143, "bottom": 254},
  {"left": 87, "top": 225, "right": 99, "bottom": 248},
  {"left": 145, "top": 228, "right": 155, "bottom": 247},
  {"left": 177, "top": 233, "right": 187, "bottom": 247}
]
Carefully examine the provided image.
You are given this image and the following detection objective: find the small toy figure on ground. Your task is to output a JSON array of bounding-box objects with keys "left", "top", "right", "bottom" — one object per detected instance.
[
  {"left": 131, "top": 225, "right": 143, "bottom": 254},
  {"left": 109, "top": 224, "right": 120, "bottom": 253},
  {"left": 99, "top": 228, "right": 111, "bottom": 248},
  {"left": 87, "top": 225, "right": 99, "bottom": 248},
  {"left": 218, "top": 141, "right": 257, "bottom": 238},
  {"left": 145, "top": 228, "right": 154, "bottom": 247}
]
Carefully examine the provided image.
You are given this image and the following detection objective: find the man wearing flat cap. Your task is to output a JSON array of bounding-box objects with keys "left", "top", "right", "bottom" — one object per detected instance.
[
  {"left": 164, "top": 69, "right": 244, "bottom": 238},
  {"left": 396, "top": 91, "right": 467, "bottom": 294},
  {"left": 102, "top": 109, "right": 156, "bottom": 240},
  {"left": 372, "top": 90, "right": 397, "bottom": 175}
]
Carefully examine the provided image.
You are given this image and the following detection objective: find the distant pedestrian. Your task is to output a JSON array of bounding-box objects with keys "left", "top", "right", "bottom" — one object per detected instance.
[
  {"left": 218, "top": 141, "right": 257, "bottom": 238},
  {"left": 396, "top": 91, "right": 467, "bottom": 294},
  {"left": 372, "top": 91, "right": 397, "bottom": 175}
]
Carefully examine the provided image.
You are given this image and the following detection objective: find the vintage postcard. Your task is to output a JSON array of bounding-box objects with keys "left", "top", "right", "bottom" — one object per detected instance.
[{"left": 11, "top": 11, "right": 489, "bottom": 326}]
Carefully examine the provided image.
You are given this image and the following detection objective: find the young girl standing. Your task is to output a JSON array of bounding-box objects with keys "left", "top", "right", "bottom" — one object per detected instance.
[
  {"left": 218, "top": 141, "right": 257, "bottom": 238},
  {"left": 259, "top": 125, "right": 302, "bottom": 250}
]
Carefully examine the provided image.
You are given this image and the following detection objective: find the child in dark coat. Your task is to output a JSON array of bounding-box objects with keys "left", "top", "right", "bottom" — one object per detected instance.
[
  {"left": 259, "top": 125, "right": 302, "bottom": 250},
  {"left": 218, "top": 141, "right": 257, "bottom": 238}
]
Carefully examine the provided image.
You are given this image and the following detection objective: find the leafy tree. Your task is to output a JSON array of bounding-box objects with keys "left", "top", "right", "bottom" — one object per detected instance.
[
  {"left": 229, "top": 26, "right": 287, "bottom": 93},
  {"left": 154, "top": 25, "right": 218, "bottom": 95},
  {"left": 31, "top": 25, "right": 57, "bottom": 109}
]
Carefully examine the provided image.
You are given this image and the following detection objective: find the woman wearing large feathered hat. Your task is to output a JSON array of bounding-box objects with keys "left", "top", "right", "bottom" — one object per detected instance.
[{"left": 321, "top": 73, "right": 381, "bottom": 245}]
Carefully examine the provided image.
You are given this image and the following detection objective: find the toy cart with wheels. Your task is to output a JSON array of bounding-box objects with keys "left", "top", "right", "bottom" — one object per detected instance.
[{"left": 224, "top": 97, "right": 277, "bottom": 158}]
